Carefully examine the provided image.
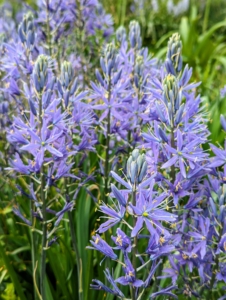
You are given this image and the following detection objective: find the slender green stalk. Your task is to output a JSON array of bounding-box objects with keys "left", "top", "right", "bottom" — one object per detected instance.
[
  {"left": 30, "top": 201, "right": 38, "bottom": 300},
  {"left": 65, "top": 179, "right": 83, "bottom": 300},
  {"left": 132, "top": 188, "right": 137, "bottom": 272},
  {"left": 130, "top": 286, "right": 136, "bottom": 300},
  {"left": 209, "top": 223, "right": 223, "bottom": 297},
  {"left": 24, "top": 59, "right": 38, "bottom": 300},
  {"left": 75, "top": 0, "right": 86, "bottom": 88},
  {"left": 170, "top": 125, "right": 176, "bottom": 183},
  {"left": 120, "top": 0, "right": 127, "bottom": 26},
  {"left": 40, "top": 171, "right": 47, "bottom": 300},
  {"left": 68, "top": 210, "right": 83, "bottom": 300},
  {"left": 104, "top": 109, "right": 111, "bottom": 201},
  {"left": 202, "top": 0, "right": 211, "bottom": 33},
  {"left": 131, "top": 188, "right": 137, "bottom": 300},
  {"left": 103, "top": 76, "right": 112, "bottom": 275},
  {"left": 46, "top": 0, "right": 52, "bottom": 57},
  {"left": 104, "top": 79, "right": 112, "bottom": 203},
  {"left": 38, "top": 91, "right": 47, "bottom": 300}
]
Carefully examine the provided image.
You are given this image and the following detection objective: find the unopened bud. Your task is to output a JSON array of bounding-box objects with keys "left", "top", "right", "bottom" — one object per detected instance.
[{"left": 165, "top": 33, "right": 182, "bottom": 76}]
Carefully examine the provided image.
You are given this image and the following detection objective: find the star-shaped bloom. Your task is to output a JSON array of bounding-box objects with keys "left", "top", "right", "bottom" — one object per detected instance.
[
  {"left": 20, "top": 119, "right": 63, "bottom": 165},
  {"left": 87, "top": 235, "right": 117, "bottom": 260},
  {"left": 162, "top": 129, "right": 204, "bottom": 178},
  {"left": 115, "top": 253, "right": 144, "bottom": 287},
  {"left": 129, "top": 182, "right": 177, "bottom": 238},
  {"left": 209, "top": 141, "right": 226, "bottom": 168},
  {"left": 97, "top": 199, "right": 125, "bottom": 233}
]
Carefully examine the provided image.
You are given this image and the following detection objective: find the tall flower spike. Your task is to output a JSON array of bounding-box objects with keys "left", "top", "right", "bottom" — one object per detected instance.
[{"left": 165, "top": 33, "right": 183, "bottom": 76}]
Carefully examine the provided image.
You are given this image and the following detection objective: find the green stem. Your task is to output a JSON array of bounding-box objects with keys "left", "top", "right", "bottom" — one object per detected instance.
[
  {"left": 170, "top": 126, "right": 176, "bottom": 183},
  {"left": 130, "top": 286, "right": 136, "bottom": 300},
  {"left": 209, "top": 222, "right": 223, "bottom": 296},
  {"left": 68, "top": 210, "right": 83, "bottom": 300},
  {"left": 30, "top": 201, "right": 38, "bottom": 300},
  {"left": 132, "top": 188, "right": 137, "bottom": 272},
  {"left": 120, "top": 0, "right": 127, "bottom": 26},
  {"left": 40, "top": 171, "right": 46, "bottom": 300},
  {"left": 38, "top": 91, "right": 47, "bottom": 300},
  {"left": 75, "top": 0, "right": 86, "bottom": 88},
  {"left": 46, "top": 0, "right": 52, "bottom": 57},
  {"left": 65, "top": 180, "right": 83, "bottom": 300},
  {"left": 104, "top": 79, "right": 112, "bottom": 203},
  {"left": 202, "top": 0, "right": 211, "bottom": 33},
  {"left": 131, "top": 188, "right": 137, "bottom": 300},
  {"left": 104, "top": 109, "right": 111, "bottom": 201}
]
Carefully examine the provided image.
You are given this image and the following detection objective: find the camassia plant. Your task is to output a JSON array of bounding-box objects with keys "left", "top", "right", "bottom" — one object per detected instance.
[
  {"left": 87, "top": 33, "right": 226, "bottom": 299},
  {"left": 0, "top": 1, "right": 226, "bottom": 300}
]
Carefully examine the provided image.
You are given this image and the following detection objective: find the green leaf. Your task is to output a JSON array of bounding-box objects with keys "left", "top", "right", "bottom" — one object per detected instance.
[{"left": 0, "top": 242, "right": 27, "bottom": 300}]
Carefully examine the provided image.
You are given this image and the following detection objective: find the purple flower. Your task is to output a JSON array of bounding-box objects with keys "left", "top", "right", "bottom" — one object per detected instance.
[
  {"left": 115, "top": 253, "right": 144, "bottom": 287},
  {"left": 220, "top": 85, "right": 226, "bottom": 98},
  {"left": 220, "top": 114, "right": 226, "bottom": 131},
  {"left": 13, "top": 206, "right": 31, "bottom": 226},
  {"left": 158, "top": 256, "right": 180, "bottom": 285},
  {"left": 87, "top": 234, "right": 117, "bottom": 260},
  {"left": 111, "top": 228, "right": 132, "bottom": 252},
  {"left": 217, "top": 233, "right": 226, "bottom": 254},
  {"left": 162, "top": 129, "right": 204, "bottom": 178},
  {"left": 188, "top": 217, "right": 210, "bottom": 259},
  {"left": 20, "top": 119, "right": 64, "bottom": 163},
  {"left": 110, "top": 183, "right": 127, "bottom": 207},
  {"left": 130, "top": 186, "right": 177, "bottom": 238},
  {"left": 216, "top": 263, "right": 226, "bottom": 283},
  {"left": 91, "top": 269, "right": 125, "bottom": 297},
  {"left": 150, "top": 285, "right": 178, "bottom": 299},
  {"left": 146, "top": 234, "right": 180, "bottom": 260},
  {"left": 164, "top": 174, "right": 190, "bottom": 206},
  {"left": 97, "top": 201, "right": 125, "bottom": 233},
  {"left": 54, "top": 201, "right": 74, "bottom": 227},
  {"left": 209, "top": 142, "right": 226, "bottom": 168}
]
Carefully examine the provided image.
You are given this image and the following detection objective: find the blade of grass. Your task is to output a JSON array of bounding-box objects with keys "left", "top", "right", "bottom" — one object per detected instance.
[{"left": 0, "top": 242, "right": 27, "bottom": 300}]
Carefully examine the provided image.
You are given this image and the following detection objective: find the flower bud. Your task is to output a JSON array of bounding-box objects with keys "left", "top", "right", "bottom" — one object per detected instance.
[
  {"left": 60, "top": 61, "right": 74, "bottom": 89},
  {"left": 163, "top": 74, "right": 181, "bottom": 114},
  {"left": 134, "top": 55, "right": 144, "bottom": 88},
  {"left": 103, "top": 43, "right": 117, "bottom": 75},
  {"left": 95, "top": 69, "right": 105, "bottom": 86},
  {"left": 18, "top": 12, "right": 35, "bottom": 51},
  {"left": 127, "top": 149, "right": 147, "bottom": 186},
  {"left": 129, "top": 21, "right": 141, "bottom": 49},
  {"left": 116, "top": 26, "right": 126, "bottom": 44},
  {"left": 165, "top": 33, "right": 183, "bottom": 76},
  {"left": 33, "top": 55, "right": 48, "bottom": 92},
  {"left": 29, "top": 98, "right": 37, "bottom": 116}
]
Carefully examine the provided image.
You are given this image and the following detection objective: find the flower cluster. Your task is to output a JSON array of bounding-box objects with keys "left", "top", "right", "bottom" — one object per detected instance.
[
  {"left": 88, "top": 149, "right": 178, "bottom": 298},
  {"left": 87, "top": 32, "right": 226, "bottom": 299},
  {"left": 1, "top": 1, "right": 226, "bottom": 299}
]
